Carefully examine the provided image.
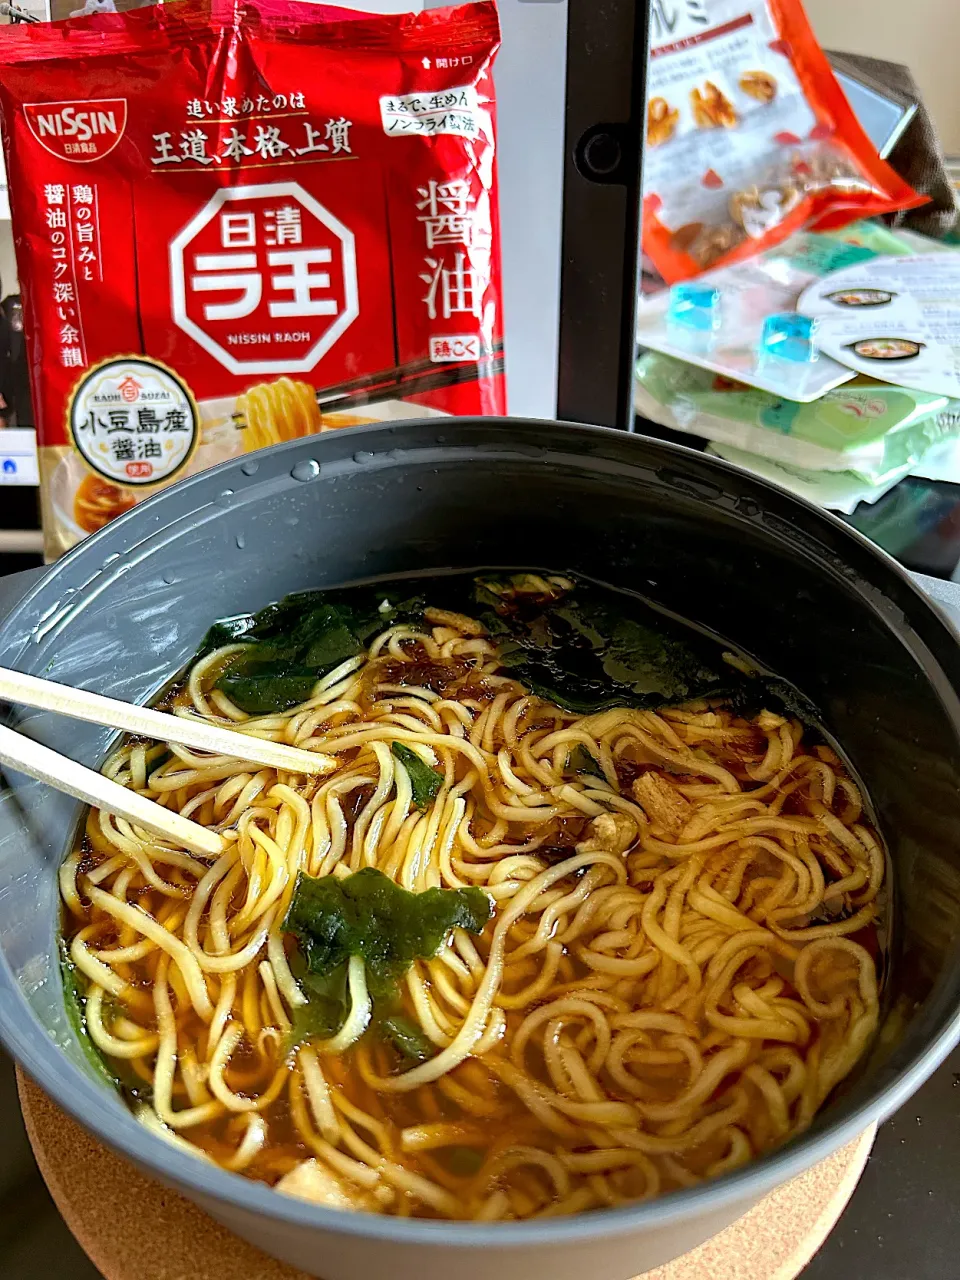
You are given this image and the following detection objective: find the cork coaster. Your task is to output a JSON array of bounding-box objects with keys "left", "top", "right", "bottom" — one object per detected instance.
[{"left": 17, "top": 1069, "right": 874, "bottom": 1280}]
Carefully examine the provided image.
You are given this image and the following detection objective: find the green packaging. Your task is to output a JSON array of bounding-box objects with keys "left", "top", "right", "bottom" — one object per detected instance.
[{"left": 635, "top": 350, "right": 956, "bottom": 484}]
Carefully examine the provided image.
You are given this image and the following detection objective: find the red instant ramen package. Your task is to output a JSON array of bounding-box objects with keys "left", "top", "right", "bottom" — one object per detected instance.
[
  {"left": 642, "top": 0, "right": 925, "bottom": 282},
  {"left": 0, "top": 0, "right": 504, "bottom": 558}
]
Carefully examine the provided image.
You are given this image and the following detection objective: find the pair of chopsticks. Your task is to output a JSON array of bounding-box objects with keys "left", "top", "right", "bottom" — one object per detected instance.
[
  {"left": 0, "top": 667, "right": 334, "bottom": 857},
  {"left": 318, "top": 353, "right": 506, "bottom": 415},
  {"left": 309, "top": 340, "right": 504, "bottom": 410}
]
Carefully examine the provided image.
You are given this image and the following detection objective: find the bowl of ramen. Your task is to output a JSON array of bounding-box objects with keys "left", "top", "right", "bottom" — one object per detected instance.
[
  {"left": 0, "top": 420, "right": 959, "bottom": 1280},
  {"left": 847, "top": 338, "right": 926, "bottom": 361},
  {"left": 824, "top": 289, "right": 896, "bottom": 308}
]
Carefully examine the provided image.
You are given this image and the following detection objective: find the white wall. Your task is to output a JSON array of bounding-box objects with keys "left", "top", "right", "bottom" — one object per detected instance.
[
  {"left": 805, "top": 0, "right": 959, "bottom": 153},
  {"left": 0, "top": 227, "right": 16, "bottom": 299}
]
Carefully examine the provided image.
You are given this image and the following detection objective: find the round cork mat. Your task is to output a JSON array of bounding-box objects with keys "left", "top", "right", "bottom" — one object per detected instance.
[{"left": 17, "top": 1069, "right": 874, "bottom": 1280}]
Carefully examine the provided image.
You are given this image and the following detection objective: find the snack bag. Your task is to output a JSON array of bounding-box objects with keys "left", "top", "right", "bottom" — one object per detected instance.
[
  {"left": 0, "top": 0, "right": 504, "bottom": 558},
  {"left": 642, "top": 0, "right": 924, "bottom": 282}
]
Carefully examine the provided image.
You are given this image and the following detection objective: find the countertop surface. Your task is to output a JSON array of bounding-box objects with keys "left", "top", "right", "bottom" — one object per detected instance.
[{"left": 0, "top": 563, "right": 958, "bottom": 1279}]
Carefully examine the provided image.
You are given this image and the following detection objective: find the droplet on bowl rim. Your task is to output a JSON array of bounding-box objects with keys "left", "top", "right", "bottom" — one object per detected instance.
[{"left": 291, "top": 459, "right": 320, "bottom": 482}]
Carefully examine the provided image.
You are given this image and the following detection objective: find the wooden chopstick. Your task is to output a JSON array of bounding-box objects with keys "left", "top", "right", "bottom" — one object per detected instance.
[
  {"left": 0, "top": 723, "right": 225, "bottom": 857},
  {"left": 0, "top": 666, "right": 334, "bottom": 776}
]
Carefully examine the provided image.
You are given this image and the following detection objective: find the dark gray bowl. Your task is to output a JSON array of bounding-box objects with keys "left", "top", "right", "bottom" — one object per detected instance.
[{"left": 1, "top": 419, "right": 959, "bottom": 1280}]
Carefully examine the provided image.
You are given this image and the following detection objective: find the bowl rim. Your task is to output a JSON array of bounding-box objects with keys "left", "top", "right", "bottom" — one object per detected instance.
[{"left": 4, "top": 415, "right": 960, "bottom": 1247}]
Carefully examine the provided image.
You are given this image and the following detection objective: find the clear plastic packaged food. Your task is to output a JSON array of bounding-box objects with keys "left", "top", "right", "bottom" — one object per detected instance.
[
  {"left": 635, "top": 349, "right": 959, "bottom": 483},
  {"left": 705, "top": 440, "right": 912, "bottom": 514}
]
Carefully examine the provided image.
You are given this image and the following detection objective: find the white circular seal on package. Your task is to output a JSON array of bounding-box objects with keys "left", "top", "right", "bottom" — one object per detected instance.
[{"left": 68, "top": 356, "right": 200, "bottom": 487}]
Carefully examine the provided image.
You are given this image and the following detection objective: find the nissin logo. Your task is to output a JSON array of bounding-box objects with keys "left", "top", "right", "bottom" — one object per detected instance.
[{"left": 24, "top": 99, "right": 128, "bottom": 162}]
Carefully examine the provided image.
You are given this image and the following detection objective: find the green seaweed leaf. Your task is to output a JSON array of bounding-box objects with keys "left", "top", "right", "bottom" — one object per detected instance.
[
  {"left": 216, "top": 670, "right": 320, "bottom": 715},
  {"left": 206, "top": 587, "right": 426, "bottom": 715},
  {"left": 285, "top": 962, "right": 350, "bottom": 1052},
  {"left": 567, "top": 744, "right": 605, "bottom": 781},
  {"left": 391, "top": 742, "right": 443, "bottom": 810},
  {"left": 283, "top": 868, "right": 491, "bottom": 996},
  {"left": 380, "top": 1014, "right": 436, "bottom": 1063},
  {"left": 283, "top": 870, "right": 491, "bottom": 1052},
  {"left": 202, "top": 568, "right": 757, "bottom": 727},
  {"left": 475, "top": 576, "right": 738, "bottom": 714},
  {"left": 59, "top": 938, "right": 123, "bottom": 1091},
  {"left": 445, "top": 1146, "right": 485, "bottom": 1176}
]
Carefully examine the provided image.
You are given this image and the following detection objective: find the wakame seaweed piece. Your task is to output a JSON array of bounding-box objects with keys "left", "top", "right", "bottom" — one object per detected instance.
[
  {"left": 214, "top": 602, "right": 363, "bottom": 713},
  {"left": 288, "top": 603, "right": 364, "bottom": 669},
  {"left": 484, "top": 580, "right": 739, "bottom": 714},
  {"left": 252, "top": 586, "right": 426, "bottom": 647},
  {"left": 562, "top": 596, "right": 725, "bottom": 701},
  {"left": 380, "top": 1014, "right": 436, "bottom": 1063},
  {"left": 60, "top": 938, "right": 123, "bottom": 1091},
  {"left": 321, "top": 585, "right": 429, "bottom": 644},
  {"left": 209, "top": 585, "right": 435, "bottom": 715},
  {"left": 445, "top": 1146, "right": 486, "bottom": 1176},
  {"left": 391, "top": 742, "right": 444, "bottom": 810},
  {"left": 205, "top": 571, "right": 743, "bottom": 717},
  {"left": 287, "top": 947, "right": 437, "bottom": 1055},
  {"left": 567, "top": 744, "right": 606, "bottom": 781},
  {"left": 723, "top": 678, "right": 822, "bottom": 732},
  {"left": 198, "top": 613, "right": 260, "bottom": 654},
  {"left": 283, "top": 867, "right": 492, "bottom": 997},
  {"left": 758, "top": 676, "right": 823, "bottom": 729},
  {"left": 242, "top": 602, "right": 362, "bottom": 670},
  {"left": 285, "top": 962, "right": 351, "bottom": 1051},
  {"left": 216, "top": 668, "right": 320, "bottom": 715},
  {"left": 243, "top": 591, "right": 337, "bottom": 642}
]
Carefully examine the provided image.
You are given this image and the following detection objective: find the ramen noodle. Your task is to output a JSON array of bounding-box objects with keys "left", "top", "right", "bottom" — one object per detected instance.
[
  {"left": 60, "top": 573, "right": 885, "bottom": 1221},
  {"left": 0, "top": 0, "right": 505, "bottom": 560},
  {"left": 238, "top": 379, "right": 324, "bottom": 453}
]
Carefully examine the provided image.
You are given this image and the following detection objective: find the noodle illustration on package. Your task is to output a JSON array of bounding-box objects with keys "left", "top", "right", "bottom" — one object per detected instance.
[{"left": 0, "top": 0, "right": 505, "bottom": 558}]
